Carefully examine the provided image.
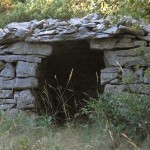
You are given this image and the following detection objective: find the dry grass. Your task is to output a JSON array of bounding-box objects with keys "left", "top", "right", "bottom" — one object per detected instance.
[{"left": 0, "top": 111, "right": 150, "bottom": 150}]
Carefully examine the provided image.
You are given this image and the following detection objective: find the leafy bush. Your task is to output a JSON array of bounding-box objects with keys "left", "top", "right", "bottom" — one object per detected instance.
[
  {"left": 0, "top": 0, "right": 150, "bottom": 28},
  {"left": 0, "top": 0, "right": 13, "bottom": 13},
  {"left": 82, "top": 92, "right": 150, "bottom": 140}
]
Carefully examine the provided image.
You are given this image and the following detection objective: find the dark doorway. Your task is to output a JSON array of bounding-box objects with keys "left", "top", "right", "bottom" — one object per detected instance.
[{"left": 38, "top": 40, "right": 105, "bottom": 121}]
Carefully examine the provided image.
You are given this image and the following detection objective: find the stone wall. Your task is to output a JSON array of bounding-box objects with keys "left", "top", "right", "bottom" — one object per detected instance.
[
  {"left": 0, "top": 13, "right": 150, "bottom": 112},
  {"left": 92, "top": 39, "right": 150, "bottom": 95},
  {"left": 0, "top": 43, "right": 52, "bottom": 110}
]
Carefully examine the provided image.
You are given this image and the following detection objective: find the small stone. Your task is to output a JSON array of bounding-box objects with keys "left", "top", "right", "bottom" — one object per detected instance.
[
  {"left": 119, "top": 25, "right": 145, "bottom": 36},
  {"left": 78, "top": 27, "right": 88, "bottom": 33},
  {"left": 137, "top": 35, "right": 150, "bottom": 41},
  {"left": 93, "top": 24, "right": 106, "bottom": 32},
  {"left": 15, "top": 29, "right": 28, "bottom": 38},
  {"left": 143, "top": 25, "right": 150, "bottom": 33},
  {"left": 59, "top": 29, "right": 76, "bottom": 34},
  {"left": 34, "top": 28, "right": 41, "bottom": 34},
  {"left": 135, "top": 68, "right": 143, "bottom": 77},
  {"left": 46, "top": 19, "right": 57, "bottom": 26},
  {"left": 86, "top": 23, "right": 96, "bottom": 28},
  {"left": 16, "top": 90, "right": 35, "bottom": 109},
  {"left": 6, "top": 22, "right": 30, "bottom": 30},
  {"left": 105, "top": 84, "right": 127, "bottom": 94},
  {"left": 0, "top": 63, "right": 15, "bottom": 78},
  {"left": 83, "top": 13, "right": 99, "bottom": 20},
  {"left": 110, "top": 79, "right": 120, "bottom": 84},
  {"left": 101, "top": 72, "right": 118, "bottom": 85},
  {"left": 68, "top": 18, "right": 82, "bottom": 27},
  {"left": 129, "top": 84, "right": 150, "bottom": 94},
  {"left": 28, "top": 20, "right": 38, "bottom": 30},
  {"left": 37, "top": 20, "right": 46, "bottom": 29},
  {"left": 38, "top": 30, "right": 58, "bottom": 35},
  {"left": 16, "top": 61, "right": 39, "bottom": 77},
  {"left": 144, "top": 76, "right": 150, "bottom": 84},
  {"left": 91, "top": 18, "right": 105, "bottom": 24},
  {"left": 101, "top": 67, "right": 121, "bottom": 73},
  {"left": 81, "top": 20, "right": 89, "bottom": 24},
  {"left": 94, "top": 34, "right": 114, "bottom": 39},
  {"left": 0, "top": 90, "right": 13, "bottom": 98},
  {"left": 0, "top": 104, "right": 15, "bottom": 110},
  {"left": 122, "top": 68, "right": 132, "bottom": 77},
  {"left": 0, "top": 99, "right": 16, "bottom": 105},
  {"left": 103, "top": 26, "right": 122, "bottom": 34},
  {"left": 55, "top": 21, "right": 68, "bottom": 26}
]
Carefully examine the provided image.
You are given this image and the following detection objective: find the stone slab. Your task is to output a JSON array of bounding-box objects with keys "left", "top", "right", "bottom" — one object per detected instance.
[
  {"left": 101, "top": 72, "right": 118, "bottom": 85},
  {"left": 104, "top": 47, "right": 150, "bottom": 67},
  {"left": 129, "top": 84, "right": 150, "bottom": 94},
  {"left": 0, "top": 77, "right": 38, "bottom": 90},
  {"left": 104, "top": 84, "right": 127, "bottom": 94},
  {"left": 15, "top": 90, "right": 35, "bottom": 109},
  {"left": 90, "top": 38, "right": 146, "bottom": 50},
  {"left": 144, "top": 76, "right": 150, "bottom": 84},
  {"left": 0, "top": 90, "right": 13, "bottom": 98},
  {"left": 137, "top": 35, "right": 150, "bottom": 42},
  {"left": 0, "top": 104, "right": 15, "bottom": 110},
  {"left": 0, "top": 99, "right": 16, "bottom": 104},
  {"left": 0, "top": 55, "right": 41, "bottom": 63},
  {"left": 16, "top": 61, "right": 39, "bottom": 77},
  {"left": 103, "top": 26, "right": 122, "bottom": 34},
  {"left": 101, "top": 67, "right": 121, "bottom": 73},
  {"left": 2, "top": 42, "right": 52, "bottom": 56},
  {"left": 0, "top": 63, "right": 15, "bottom": 78},
  {"left": 119, "top": 25, "right": 145, "bottom": 36},
  {"left": 25, "top": 32, "right": 96, "bottom": 43}
]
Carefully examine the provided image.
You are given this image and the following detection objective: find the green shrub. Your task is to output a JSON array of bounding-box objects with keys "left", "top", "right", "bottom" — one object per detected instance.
[
  {"left": 82, "top": 92, "right": 150, "bottom": 140},
  {"left": 0, "top": 0, "right": 13, "bottom": 13},
  {"left": 0, "top": 0, "right": 150, "bottom": 28}
]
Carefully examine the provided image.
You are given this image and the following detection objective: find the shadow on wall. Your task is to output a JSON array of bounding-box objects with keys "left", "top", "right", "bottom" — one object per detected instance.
[{"left": 37, "top": 40, "right": 105, "bottom": 121}]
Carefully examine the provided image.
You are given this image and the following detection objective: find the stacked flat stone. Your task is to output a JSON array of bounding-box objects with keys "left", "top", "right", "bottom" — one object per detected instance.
[
  {"left": 0, "top": 43, "right": 52, "bottom": 110},
  {"left": 0, "top": 13, "right": 150, "bottom": 111}
]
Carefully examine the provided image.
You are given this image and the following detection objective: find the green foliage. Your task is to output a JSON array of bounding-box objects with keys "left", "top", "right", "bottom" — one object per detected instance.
[
  {"left": 82, "top": 92, "right": 150, "bottom": 139},
  {"left": 0, "top": 111, "right": 52, "bottom": 136},
  {"left": 134, "top": 44, "right": 147, "bottom": 56},
  {"left": 0, "top": 0, "right": 150, "bottom": 28},
  {"left": 117, "top": 0, "right": 150, "bottom": 20},
  {"left": 144, "top": 70, "right": 150, "bottom": 78},
  {"left": 122, "top": 71, "right": 134, "bottom": 84},
  {"left": 0, "top": 0, "right": 13, "bottom": 13},
  {"left": 18, "top": 137, "right": 31, "bottom": 150}
]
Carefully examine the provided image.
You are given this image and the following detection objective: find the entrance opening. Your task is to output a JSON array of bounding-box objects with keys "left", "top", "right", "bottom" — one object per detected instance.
[{"left": 38, "top": 40, "right": 105, "bottom": 121}]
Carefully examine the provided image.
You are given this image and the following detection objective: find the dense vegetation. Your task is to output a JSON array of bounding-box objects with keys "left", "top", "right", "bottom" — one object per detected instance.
[
  {"left": 0, "top": 0, "right": 150, "bottom": 28},
  {"left": 0, "top": 91, "right": 150, "bottom": 150}
]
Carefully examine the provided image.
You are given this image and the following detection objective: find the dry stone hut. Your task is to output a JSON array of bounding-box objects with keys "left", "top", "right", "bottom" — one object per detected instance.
[{"left": 0, "top": 14, "right": 150, "bottom": 116}]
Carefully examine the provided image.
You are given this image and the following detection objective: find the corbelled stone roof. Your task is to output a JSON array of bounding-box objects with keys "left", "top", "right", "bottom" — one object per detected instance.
[{"left": 0, "top": 13, "right": 150, "bottom": 45}]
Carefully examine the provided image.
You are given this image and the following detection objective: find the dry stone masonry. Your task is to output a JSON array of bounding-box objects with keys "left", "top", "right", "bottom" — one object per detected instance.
[{"left": 0, "top": 13, "right": 150, "bottom": 111}]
